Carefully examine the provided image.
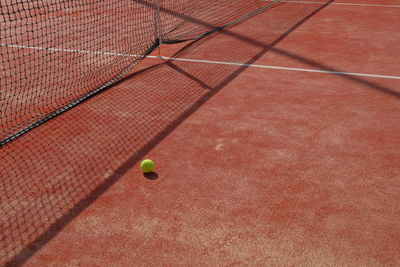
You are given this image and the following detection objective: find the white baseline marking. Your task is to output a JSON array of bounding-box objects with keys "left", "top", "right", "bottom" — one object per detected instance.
[
  {"left": 263, "top": 0, "right": 400, "bottom": 8},
  {"left": 2, "top": 43, "right": 400, "bottom": 80}
]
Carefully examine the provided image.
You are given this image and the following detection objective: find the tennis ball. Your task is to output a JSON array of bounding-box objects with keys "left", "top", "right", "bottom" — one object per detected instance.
[{"left": 140, "top": 159, "right": 155, "bottom": 173}]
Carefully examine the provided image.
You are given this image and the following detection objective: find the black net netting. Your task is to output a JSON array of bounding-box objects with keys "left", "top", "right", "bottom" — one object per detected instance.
[{"left": 0, "top": 0, "right": 280, "bottom": 145}]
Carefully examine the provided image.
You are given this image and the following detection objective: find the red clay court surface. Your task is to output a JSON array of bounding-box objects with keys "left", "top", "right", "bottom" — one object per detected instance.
[{"left": 1, "top": 1, "right": 400, "bottom": 266}]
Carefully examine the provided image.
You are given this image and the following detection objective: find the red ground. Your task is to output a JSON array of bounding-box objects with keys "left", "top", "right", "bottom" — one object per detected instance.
[{"left": 2, "top": 1, "right": 400, "bottom": 266}]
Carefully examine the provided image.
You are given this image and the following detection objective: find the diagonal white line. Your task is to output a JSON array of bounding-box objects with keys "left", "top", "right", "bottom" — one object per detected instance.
[{"left": 150, "top": 56, "right": 400, "bottom": 80}]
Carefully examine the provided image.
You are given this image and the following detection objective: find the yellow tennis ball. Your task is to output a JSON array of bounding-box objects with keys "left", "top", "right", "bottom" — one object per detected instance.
[{"left": 140, "top": 159, "right": 155, "bottom": 173}]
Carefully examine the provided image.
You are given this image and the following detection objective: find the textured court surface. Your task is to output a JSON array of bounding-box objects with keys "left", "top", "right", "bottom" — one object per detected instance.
[{"left": 1, "top": 1, "right": 400, "bottom": 266}]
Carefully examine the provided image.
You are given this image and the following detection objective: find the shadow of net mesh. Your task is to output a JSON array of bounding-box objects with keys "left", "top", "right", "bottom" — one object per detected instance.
[{"left": 0, "top": 1, "right": 330, "bottom": 265}]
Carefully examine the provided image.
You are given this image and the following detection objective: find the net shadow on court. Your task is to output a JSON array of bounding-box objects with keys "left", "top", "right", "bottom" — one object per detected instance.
[{"left": 5, "top": 1, "right": 398, "bottom": 265}]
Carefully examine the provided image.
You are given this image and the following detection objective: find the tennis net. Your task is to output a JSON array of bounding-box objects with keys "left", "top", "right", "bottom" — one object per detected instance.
[{"left": 0, "top": 0, "right": 282, "bottom": 146}]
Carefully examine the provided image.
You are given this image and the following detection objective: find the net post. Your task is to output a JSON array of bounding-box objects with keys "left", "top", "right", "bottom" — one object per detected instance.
[{"left": 155, "top": 0, "right": 162, "bottom": 58}]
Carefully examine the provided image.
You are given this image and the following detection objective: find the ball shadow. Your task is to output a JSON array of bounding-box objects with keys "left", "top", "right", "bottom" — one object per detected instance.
[{"left": 143, "top": 172, "right": 159, "bottom": 180}]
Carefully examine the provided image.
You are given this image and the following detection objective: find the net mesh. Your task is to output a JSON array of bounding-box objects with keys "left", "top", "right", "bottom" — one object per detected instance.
[
  {"left": 160, "top": 0, "right": 276, "bottom": 43},
  {"left": 0, "top": 0, "right": 278, "bottom": 145}
]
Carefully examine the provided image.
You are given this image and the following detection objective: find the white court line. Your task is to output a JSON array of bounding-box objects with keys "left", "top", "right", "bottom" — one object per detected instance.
[
  {"left": 0, "top": 43, "right": 141, "bottom": 58},
  {"left": 2, "top": 43, "right": 400, "bottom": 80},
  {"left": 149, "top": 56, "right": 400, "bottom": 80},
  {"left": 263, "top": 0, "right": 400, "bottom": 8}
]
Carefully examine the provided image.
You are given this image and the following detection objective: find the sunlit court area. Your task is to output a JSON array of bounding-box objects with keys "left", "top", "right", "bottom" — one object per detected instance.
[{"left": 1, "top": 0, "right": 399, "bottom": 266}]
